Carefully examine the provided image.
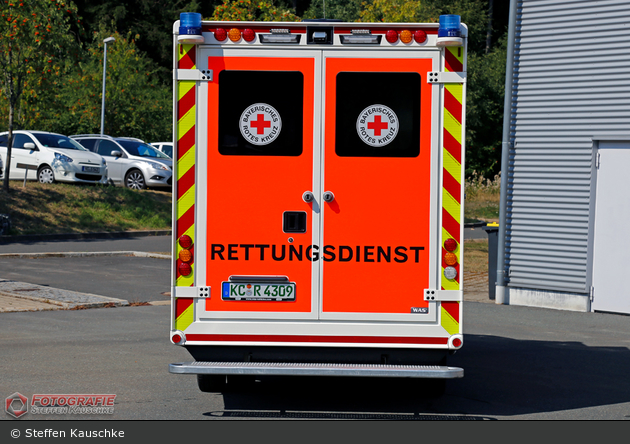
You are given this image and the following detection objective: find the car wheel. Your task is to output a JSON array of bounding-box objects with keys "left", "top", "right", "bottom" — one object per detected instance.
[
  {"left": 38, "top": 166, "right": 55, "bottom": 184},
  {"left": 125, "top": 170, "right": 146, "bottom": 190}
]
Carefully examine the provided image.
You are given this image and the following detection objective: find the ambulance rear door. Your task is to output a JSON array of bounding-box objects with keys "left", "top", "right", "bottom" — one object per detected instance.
[
  {"left": 200, "top": 47, "right": 322, "bottom": 321},
  {"left": 319, "top": 49, "right": 440, "bottom": 323}
]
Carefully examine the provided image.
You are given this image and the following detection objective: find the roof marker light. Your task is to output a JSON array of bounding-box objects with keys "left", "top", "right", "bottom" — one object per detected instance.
[
  {"left": 178, "top": 12, "right": 204, "bottom": 44},
  {"left": 400, "top": 30, "right": 413, "bottom": 44},
  {"left": 214, "top": 28, "right": 227, "bottom": 42},
  {"left": 228, "top": 28, "right": 242, "bottom": 42},
  {"left": 414, "top": 30, "right": 427, "bottom": 44},
  {"left": 437, "top": 14, "right": 462, "bottom": 47},
  {"left": 243, "top": 28, "right": 256, "bottom": 42},
  {"left": 385, "top": 30, "right": 398, "bottom": 44}
]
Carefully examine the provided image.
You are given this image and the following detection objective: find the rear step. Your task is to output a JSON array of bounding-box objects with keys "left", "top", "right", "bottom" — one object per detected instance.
[{"left": 170, "top": 361, "right": 464, "bottom": 379}]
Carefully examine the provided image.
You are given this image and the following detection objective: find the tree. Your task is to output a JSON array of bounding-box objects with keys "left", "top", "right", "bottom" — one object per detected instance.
[
  {"left": 211, "top": 0, "right": 300, "bottom": 21},
  {"left": 72, "top": 0, "right": 206, "bottom": 78},
  {"left": 302, "top": 0, "right": 363, "bottom": 21},
  {"left": 47, "top": 27, "right": 172, "bottom": 141},
  {"left": 0, "top": 0, "right": 81, "bottom": 192}
]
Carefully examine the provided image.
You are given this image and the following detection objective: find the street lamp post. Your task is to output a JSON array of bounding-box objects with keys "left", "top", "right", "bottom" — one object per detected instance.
[{"left": 100, "top": 37, "right": 115, "bottom": 136}]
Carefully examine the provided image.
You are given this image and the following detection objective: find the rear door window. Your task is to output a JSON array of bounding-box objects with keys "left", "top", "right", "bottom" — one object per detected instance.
[
  {"left": 218, "top": 70, "right": 304, "bottom": 156},
  {"left": 335, "top": 72, "right": 420, "bottom": 158}
]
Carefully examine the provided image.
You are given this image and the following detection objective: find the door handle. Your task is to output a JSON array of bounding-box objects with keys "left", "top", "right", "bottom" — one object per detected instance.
[
  {"left": 302, "top": 191, "right": 314, "bottom": 203},
  {"left": 323, "top": 191, "right": 335, "bottom": 203}
]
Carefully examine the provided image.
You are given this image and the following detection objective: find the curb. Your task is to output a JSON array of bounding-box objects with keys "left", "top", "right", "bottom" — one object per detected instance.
[
  {"left": 0, "top": 251, "right": 171, "bottom": 260},
  {"left": 0, "top": 230, "right": 171, "bottom": 244}
]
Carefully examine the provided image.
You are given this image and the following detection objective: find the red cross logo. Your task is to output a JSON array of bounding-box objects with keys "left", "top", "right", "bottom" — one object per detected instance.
[
  {"left": 368, "top": 115, "right": 389, "bottom": 136},
  {"left": 250, "top": 114, "right": 271, "bottom": 135}
]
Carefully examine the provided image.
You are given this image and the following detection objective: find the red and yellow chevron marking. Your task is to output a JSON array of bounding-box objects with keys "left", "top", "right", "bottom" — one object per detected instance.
[
  {"left": 440, "top": 46, "right": 464, "bottom": 335},
  {"left": 176, "top": 44, "right": 196, "bottom": 287},
  {"left": 175, "top": 298, "right": 194, "bottom": 332}
]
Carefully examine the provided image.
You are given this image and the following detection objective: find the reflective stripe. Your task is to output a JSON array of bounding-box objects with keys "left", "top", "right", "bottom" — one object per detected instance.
[
  {"left": 175, "top": 46, "right": 197, "bottom": 287},
  {"left": 441, "top": 46, "right": 463, "bottom": 292},
  {"left": 175, "top": 298, "right": 194, "bottom": 331}
]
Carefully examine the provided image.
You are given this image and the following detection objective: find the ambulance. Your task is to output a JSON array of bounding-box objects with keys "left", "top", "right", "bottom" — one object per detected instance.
[{"left": 168, "top": 13, "right": 467, "bottom": 395}]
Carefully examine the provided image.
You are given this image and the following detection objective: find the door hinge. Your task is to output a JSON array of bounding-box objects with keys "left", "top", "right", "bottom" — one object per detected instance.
[
  {"left": 596, "top": 152, "right": 601, "bottom": 169},
  {"left": 590, "top": 286, "right": 594, "bottom": 302},
  {"left": 176, "top": 69, "right": 212, "bottom": 81},
  {"left": 427, "top": 71, "right": 466, "bottom": 84}
]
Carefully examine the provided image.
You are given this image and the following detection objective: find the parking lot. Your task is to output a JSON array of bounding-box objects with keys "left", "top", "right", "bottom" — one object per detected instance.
[{"left": 1, "top": 234, "right": 629, "bottom": 420}]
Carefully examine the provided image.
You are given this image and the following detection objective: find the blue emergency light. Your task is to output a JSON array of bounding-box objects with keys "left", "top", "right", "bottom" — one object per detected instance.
[
  {"left": 436, "top": 14, "right": 463, "bottom": 46},
  {"left": 179, "top": 12, "right": 202, "bottom": 35},
  {"left": 178, "top": 12, "right": 204, "bottom": 44}
]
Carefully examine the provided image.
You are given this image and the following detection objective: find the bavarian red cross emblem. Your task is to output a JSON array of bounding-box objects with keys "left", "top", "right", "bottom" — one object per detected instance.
[
  {"left": 240, "top": 103, "right": 282, "bottom": 146},
  {"left": 356, "top": 104, "right": 399, "bottom": 147}
]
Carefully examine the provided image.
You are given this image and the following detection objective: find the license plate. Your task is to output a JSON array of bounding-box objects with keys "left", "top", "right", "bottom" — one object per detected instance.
[
  {"left": 222, "top": 282, "right": 296, "bottom": 301},
  {"left": 82, "top": 166, "right": 99, "bottom": 173}
]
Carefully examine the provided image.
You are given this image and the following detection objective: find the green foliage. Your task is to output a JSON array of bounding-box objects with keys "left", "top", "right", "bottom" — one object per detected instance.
[
  {"left": 73, "top": 0, "right": 207, "bottom": 76},
  {"left": 211, "top": 0, "right": 300, "bottom": 21},
  {"left": 52, "top": 27, "right": 171, "bottom": 140},
  {"left": 302, "top": 0, "right": 364, "bottom": 21},
  {"left": 465, "top": 35, "right": 506, "bottom": 177}
]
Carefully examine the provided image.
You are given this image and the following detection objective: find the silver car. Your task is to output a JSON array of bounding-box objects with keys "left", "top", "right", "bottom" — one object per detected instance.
[{"left": 71, "top": 135, "right": 172, "bottom": 190}]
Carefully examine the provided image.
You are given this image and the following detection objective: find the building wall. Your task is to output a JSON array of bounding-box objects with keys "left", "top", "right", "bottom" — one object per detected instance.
[{"left": 506, "top": 0, "right": 630, "bottom": 309}]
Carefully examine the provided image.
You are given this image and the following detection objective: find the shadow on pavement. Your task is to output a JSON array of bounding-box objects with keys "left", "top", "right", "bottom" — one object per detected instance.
[{"left": 202, "top": 334, "right": 630, "bottom": 419}]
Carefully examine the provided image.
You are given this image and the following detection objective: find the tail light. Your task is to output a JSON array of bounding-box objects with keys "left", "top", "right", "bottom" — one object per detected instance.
[
  {"left": 228, "top": 28, "right": 242, "bottom": 42},
  {"left": 400, "top": 30, "right": 413, "bottom": 44},
  {"left": 178, "top": 235, "right": 193, "bottom": 277},
  {"left": 443, "top": 238, "right": 459, "bottom": 280},
  {"left": 385, "top": 30, "right": 398, "bottom": 44},
  {"left": 243, "top": 28, "right": 256, "bottom": 42},
  {"left": 414, "top": 30, "right": 427, "bottom": 43},
  {"left": 214, "top": 28, "right": 227, "bottom": 42}
]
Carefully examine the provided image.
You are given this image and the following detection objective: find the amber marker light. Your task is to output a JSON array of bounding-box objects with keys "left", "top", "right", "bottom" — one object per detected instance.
[
  {"left": 400, "top": 30, "right": 413, "bottom": 44},
  {"left": 444, "top": 252, "right": 458, "bottom": 266},
  {"left": 179, "top": 249, "right": 193, "bottom": 263},
  {"left": 228, "top": 28, "right": 242, "bottom": 42}
]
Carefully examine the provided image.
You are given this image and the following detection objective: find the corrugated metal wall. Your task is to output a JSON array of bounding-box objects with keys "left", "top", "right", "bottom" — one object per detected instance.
[{"left": 508, "top": 0, "right": 630, "bottom": 293}]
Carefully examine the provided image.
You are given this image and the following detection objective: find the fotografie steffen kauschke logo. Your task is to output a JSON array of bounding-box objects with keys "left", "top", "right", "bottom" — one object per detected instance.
[{"left": 5, "top": 392, "right": 28, "bottom": 419}]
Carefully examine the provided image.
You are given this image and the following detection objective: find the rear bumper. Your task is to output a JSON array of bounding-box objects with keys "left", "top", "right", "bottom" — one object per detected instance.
[{"left": 170, "top": 361, "right": 463, "bottom": 379}]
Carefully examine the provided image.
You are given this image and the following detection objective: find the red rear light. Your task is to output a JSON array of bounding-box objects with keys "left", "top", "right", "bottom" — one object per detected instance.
[
  {"left": 444, "top": 238, "right": 457, "bottom": 252},
  {"left": 385, "top": 30, "right": 398, "bottom": 44},
  {"left": 243, "top": 28, "right": 256, "bottom": 42},
  {"left": 178, "top": 262, "right": 192, "bottom": 276},
  {"left": 414, "top": 30, "right": 427, "bottom": 43},
  {"left": 214, "top": 28, "right": 227, "bottom": 42},
  {"left": 172, "top": 334, "right": 182, "bottom": 344},
  {"left": 452, "top": 338, "right": 462, "bottom": 348},
  {"left": 179, "top": 235, "right": 192, "bottom": 249}
]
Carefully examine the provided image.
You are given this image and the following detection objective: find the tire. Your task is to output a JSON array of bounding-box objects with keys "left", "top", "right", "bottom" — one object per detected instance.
[
  {"left": 124, "top": 169, "right": 146, "bottom": 190},
  {"left": 197, "top": 374, "right": 227, "bottom": 393},
  {"left": 37, "top": 166, "right": 55, "bottom": 184}
]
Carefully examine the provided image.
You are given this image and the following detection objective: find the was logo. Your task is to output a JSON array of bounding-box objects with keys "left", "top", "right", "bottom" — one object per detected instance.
[{"left": 5, "top": 392, "right": 28, "bottom": 419}]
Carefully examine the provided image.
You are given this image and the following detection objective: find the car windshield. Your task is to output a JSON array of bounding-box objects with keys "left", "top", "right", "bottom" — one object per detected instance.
[
  {"left": 33, "top": 133, "right": 87, "bottom": 151},
  {"left": 117, "top": 140, "right": 170, "bottom": 158}
]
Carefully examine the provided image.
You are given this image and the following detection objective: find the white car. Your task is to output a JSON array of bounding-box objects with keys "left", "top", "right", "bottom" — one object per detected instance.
[
  {"left": 71, "top": 135, "right": 172, "bottom": 190},
  {"left": 150, "top": 142, "right": 173, "bottom": 159},
  {"left": 0, "top": 130, "right": 107, "bottom": 185}
]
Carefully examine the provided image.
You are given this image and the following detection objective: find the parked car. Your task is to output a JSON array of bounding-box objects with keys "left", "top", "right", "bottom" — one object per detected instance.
[
  {"left": 70, "top": 135, "right": 172, "bottom": 190},
  {"left": 150, "top": 142, "right": 173, "bottom": 159},
  {"left": 0, "top": 131, "right": 107, "bottom": 185}
]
